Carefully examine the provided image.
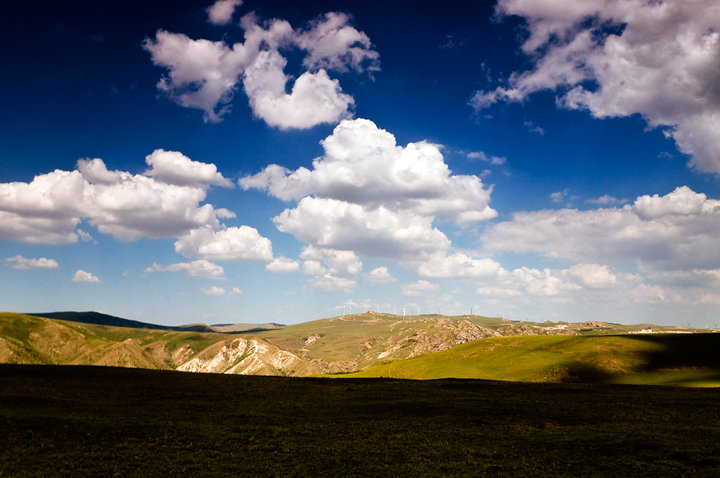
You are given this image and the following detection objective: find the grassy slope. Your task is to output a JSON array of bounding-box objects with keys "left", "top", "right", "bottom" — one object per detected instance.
[
  {"left": 0, "top": 312, "right": 229, "bottom": 369},
  {"left": 1, "top": 364, "right": 719, "bottom": 477},
  {"left": 343, "top": 334, "right": 720, "bottom": 387}
]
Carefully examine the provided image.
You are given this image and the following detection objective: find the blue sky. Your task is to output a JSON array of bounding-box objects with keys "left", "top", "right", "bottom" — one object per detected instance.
[{"left": 2, "top": 0, "right": 720, "bottom": 327}]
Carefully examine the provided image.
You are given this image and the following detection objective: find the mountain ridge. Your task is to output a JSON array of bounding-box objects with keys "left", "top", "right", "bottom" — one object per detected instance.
[{"left": 27, "top": 311, "right": 284, "bottom": 333}]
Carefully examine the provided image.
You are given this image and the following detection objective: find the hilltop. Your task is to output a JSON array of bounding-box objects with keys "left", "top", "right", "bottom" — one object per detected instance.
[{"left": 1, "top": 311, "right": 717, "bottom": 386}]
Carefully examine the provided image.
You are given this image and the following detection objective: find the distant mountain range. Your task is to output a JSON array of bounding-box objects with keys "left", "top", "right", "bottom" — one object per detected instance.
[
  {"left": 2, "top": 311, "right": 718, "bottom": 386},
  {"left": 27, "top": 311, "right": 284, "bottom": 333}
]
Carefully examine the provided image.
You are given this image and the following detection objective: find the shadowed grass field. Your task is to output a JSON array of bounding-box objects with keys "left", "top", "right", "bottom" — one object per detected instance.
[{"left": 1, "top": 364, "right": 719, "bottom": 476}]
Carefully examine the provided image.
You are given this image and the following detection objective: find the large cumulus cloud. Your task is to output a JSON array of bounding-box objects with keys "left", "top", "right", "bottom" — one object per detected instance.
[{"left": 472, "top": 0, "right": 720, "bottom": 174}]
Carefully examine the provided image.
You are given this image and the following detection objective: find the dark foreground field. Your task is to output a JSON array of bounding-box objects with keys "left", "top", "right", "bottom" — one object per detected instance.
[{"left": 1, "top": 365, "right": 719, "bottom": 477}]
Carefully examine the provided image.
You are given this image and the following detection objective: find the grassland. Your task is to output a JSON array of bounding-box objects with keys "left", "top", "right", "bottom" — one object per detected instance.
[
  {"left": 342, "top": 334, "right": 720, "bottom": 387},
  {"left": 1, "top": 364, "right": 719, "bottom": 477}
]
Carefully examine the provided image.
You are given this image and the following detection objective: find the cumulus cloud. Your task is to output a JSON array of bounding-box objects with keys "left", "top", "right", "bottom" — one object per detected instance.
[
  {"left": 241, "top": 118, "right": 495, "bottom": 259},
  {"left": 143, "top": 30, "right": 251, "bottom": 123},
  {"left": 145, "top": 260, "right": 225, "bottom": 280},
  {"left": 297, "top": 246, "right": 362, "bottom": 292},
  {"left": 295, "top": 12, "right": 380, "bottom": 73},
  {"left": 471, "top": 0, "right": 720, "bottom": 174},
  {"left": 300, "top": 246, "right": 362, "bottom": 276},
  {"left": 80, "top": 161, "right": 223, "bottom": 242},
  {"left": 476, "top": 263, "right": 637, "bottom": 300},
  {"left": 4, "top": 255, "right": 59, "bottom": 270},
  {"left": 243, "top": 119, "right": 496, "bottom": 225},
  {"left": 482, "top": 186, "right": 720, "bottom": 270},
  {"left": 265, "top": 256, "right": 300, "bottom": 273},
  {"left": 144, "top": 149, "right": 232, "bottom": 187},
  {"left": 0, "top": 154, "right": 248, "bottom": 246},
  {"left": 307, "top": 273, "right": 357, "bottom": 293},
  {"left": 566, "top": 263, "right": 618, "bottom": 289},
  {"left": 145, "top": 11, "right": 378, "bottom": 128},
  {"left": 416, "top": 252, "right": 502, "bottom": 279},
  {"left": 242, "top": 50, "right": 354, "bottom": 129},
  {"left": 206, "top": 0, "right": 243, "bottom": 25},
  {"left": 274, "top": 197, "right": 451, "bottom": 258},
  {"left": 174, "top": 226, "right": 273, "bottom": 262},
  {"left": 401, "top": 280, "right": 439, "bottom": 297},
  {"left": 202, "top": 286, "right": 242, "bottom": 296},
  {"left": 72, "top": 270, "right": 100, "bottom": 283},
  {"left": 0, "top": 170, "right": 86, "bottom": 244},
  {"left": 364, "top": 266, "right": 396, "bottom": 284}
]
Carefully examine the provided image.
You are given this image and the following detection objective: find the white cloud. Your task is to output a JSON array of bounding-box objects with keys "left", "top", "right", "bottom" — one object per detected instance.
[
  {"left": 81, "top": 164, "right": 221, "bottom": 242},
  {"left": 472, "top": 0, "right": 720, "bottom": 174},
  {"left": 467, "top": 151, "right": 507, "bottom": 165},
  {"left": 476, "top": 286, "right": 521, "bottom": 298},
  {"left": 508, "top": 267, "right": 580, "bottom": 297},
  {"left": 401, "top": 280, "right": 439, "bottom": 297},
  {"left": 482, "top": 186, "right": 720, "bottom": 270},
  {"left": 295, "top": 12, "right": 380, "bottom": 73},
  {"left": 297, "top": 246, "right": 362, "bottom": 292},
  {"left": 364, "top": 266, "right": 396, "bottom": 284},
  {"left": 241, "top": 118, "right": 495, "bottom": 261},
  {"left": 242, "top": 50, "right": 354, "bottom": 129},
  {"left": 632, "top": 186, "right": 718, "bottom": 220},
  {"left": 274, "top": 197, "right": 451, "bottom": 258},
  {"left": 144, "top": 149, "right": 232, "bottom": 187},
  {"left": 265, "top": 256, "right": 300, "bottom": 273},
  {"left": 0, "top": 211, "right": 80, "bottom": 244},
  {"left": 307, "top": 273, "right": 357, "bottom": 293},
  {"left": 0, "top": 155, "right": 249, "bottom": 246},
  {"left": 207, "top": 0, "right": 243, "bottom": 26},
  {"left": 0, "top": 170, "right": 86, "bottom": 244},
  {"left": 299, "top": 246, "right": 362, "bottom": 276},
  {"left": 72, "top": 270, "right": 100, "bottom": 283},
  {"left": 586, "top": 195, "right": 623, "bottom": 205},
  {"left": 144, "top": 11, "right": 377, "bottom": 129},
  {"left": 242, "top": 119, "right": 497, "bottom": 225},
  {"left": 174, "top": 226, "right": 273, "bottom": 262},
  {"left": 416, "top": 252, "right": 501, "bottom": 279},
  {"left": 302, "top": 260, "right": 328, "bottom": 276},
  {"left": 77, "top": 158, "right": 124, "bottom": 184},
  {"left": 630, "top": 284, "right": 667, "bottom": 304},
  {"left": 145, "top": 260, "right": 225, "bottom": 280},
  {"left": 566, "top": 263, "right": 618, "bottom": 289},
  {"left": 143, "top": 30, "right": 251, "bottom": 123},
  {"left": 4, "top": 255, "right": 59, "bottom": 270},
  {"left": 201, "top": 286, "right": 242, "bottom": 296}
]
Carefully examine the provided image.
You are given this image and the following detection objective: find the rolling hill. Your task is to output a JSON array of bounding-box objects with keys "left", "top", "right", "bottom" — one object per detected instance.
[
  {"left": 342, "top": 333, "right": 720, "bottom": 387},
  {"left": 1, "top": 311, "right": 718, "bottom": 386}
]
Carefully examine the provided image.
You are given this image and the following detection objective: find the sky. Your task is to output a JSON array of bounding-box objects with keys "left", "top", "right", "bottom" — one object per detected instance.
[{"left": 2, "top": 0, "right": 720, "bottom": 327}]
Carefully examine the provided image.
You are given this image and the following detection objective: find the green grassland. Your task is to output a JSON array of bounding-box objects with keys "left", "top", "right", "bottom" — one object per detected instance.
[
  {"left": 342, "top": 333, "right": 720, "bottom": 387},
  {"left": 1, "top": 364, "right": 719, "bottom": 477}
]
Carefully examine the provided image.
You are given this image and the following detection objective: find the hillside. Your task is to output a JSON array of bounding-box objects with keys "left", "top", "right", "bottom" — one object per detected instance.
[
  {"left": 1, "top": 311, "right": 717, "bottom": 385},
  {"left": 0, "top": 313, "right": 317, "bottom": 375},
  {"left": 343, "top": 334, "right": 720, "bottom": 387}
]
